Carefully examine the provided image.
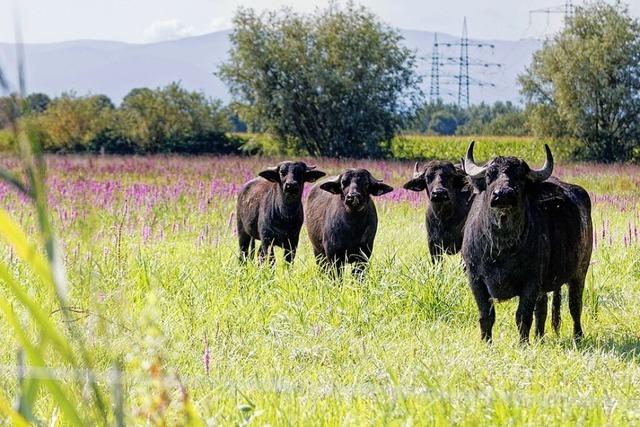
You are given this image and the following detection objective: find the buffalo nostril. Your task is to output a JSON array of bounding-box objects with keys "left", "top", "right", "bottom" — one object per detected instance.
[
  {"left": 431, "top": 189, "right": 449, "bottom": 201},
  {"left": 346, "top": 194, "right": 360, "bottom": 205},
  {"left": 491, "top": 188, "right": 517, "bottom": 207}
]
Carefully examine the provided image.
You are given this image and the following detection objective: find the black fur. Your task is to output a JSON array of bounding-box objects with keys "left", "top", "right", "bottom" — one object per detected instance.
[
  {"left": 462, "top": 156, "right": 593, "bottom": 343},
  {"left": 403, "top": 161, "right": 474, "bottom": 262},
  {"left": 306, "top": 168, "right": 393, "bottom": 277},
  {"left": 236, "top": 161, "right": 325, "bottom": 263}
]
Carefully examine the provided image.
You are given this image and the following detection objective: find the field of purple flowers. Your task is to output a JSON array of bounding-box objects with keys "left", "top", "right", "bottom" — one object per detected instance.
[
  {"left": 0, "top": 155, "right": 637, "bottom": 249},
  {"left": 0, "top": 154, "right": 639, "bottom": 424}
]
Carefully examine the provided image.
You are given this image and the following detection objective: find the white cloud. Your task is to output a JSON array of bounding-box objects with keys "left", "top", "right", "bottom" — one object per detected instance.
[
  {"left": 208, "top": 16, "right": 231, "bottom": 32},
  {"left": 142, "top": 19, "right": 195, "bottom": 43}
]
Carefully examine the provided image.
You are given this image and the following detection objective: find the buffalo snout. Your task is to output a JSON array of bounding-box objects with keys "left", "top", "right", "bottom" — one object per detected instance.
[
  {"left": 283, "top": 181, "right": 301, "bottom": 194},
  {"left": 490, "top": 187, "right": 517, "bottom": 208},
  {"left": 430, "top": 187, "right": 450, "bottom": 202},
  {"left": 345, "top": 192, "right": 363, "bottom": 208}
]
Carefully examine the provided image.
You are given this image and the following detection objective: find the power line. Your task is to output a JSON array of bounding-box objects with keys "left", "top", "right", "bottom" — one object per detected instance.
[{"left": 430, "top": 18, "right": 502, "bottom": 108}]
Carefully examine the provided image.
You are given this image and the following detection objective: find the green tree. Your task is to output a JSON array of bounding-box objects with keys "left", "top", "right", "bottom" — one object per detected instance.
[
  {"left": 428, "top": 110, "right": 458, "bottom": 135},
  {"left": 219, "top": 3, "right": 421, "bottom": 158},
  {"left": 0, "top": 96, "right": 19, "bottom": 129},
  {"left": 118, "top": 83, "right": 233, "bottom": 153},
  {"left": 519, "top": 1, "right": 640, "bottom": 162},
  {"left": 35, "top": 93, "right": 116, "bottom": 151},
  {"left": 22, "top": 93, "right": 51, "bottom": 114}
]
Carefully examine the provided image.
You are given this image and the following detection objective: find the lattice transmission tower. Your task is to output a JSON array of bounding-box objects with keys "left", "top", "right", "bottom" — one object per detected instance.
[
  {"left": 429, "top": 33, "right": 440, "bottom": 101},
  {"left": 529, "top": 0, "right": 575, "bottom": 27},
  {"left": 429, "top": 18, "right": 502, "bottom": 107}
]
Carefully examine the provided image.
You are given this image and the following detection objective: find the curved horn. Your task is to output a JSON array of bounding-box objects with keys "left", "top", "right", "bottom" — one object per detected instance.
[
  {"left": 412, "top": 161, "right": 423, "bottom": 179},
  {"left": 528, "top": 144, "right": 554, "bottom": 182},
  {"left": 306, "top": 164, "right": 317, "bottom": 170},
  {"left": 370, "top": 173, "right": 384, "bottom": 183},
  {"left": 463, "top": 141, "right": 486, "bottom": 178}
]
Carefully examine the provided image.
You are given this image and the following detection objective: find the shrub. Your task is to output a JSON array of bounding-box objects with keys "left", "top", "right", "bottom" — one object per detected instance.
[
  {"left": 35, "top": 93, "right": 116, "bottom": 152},
  {"left": 391, "top": 135, "right": 581, "bottom": 163}
]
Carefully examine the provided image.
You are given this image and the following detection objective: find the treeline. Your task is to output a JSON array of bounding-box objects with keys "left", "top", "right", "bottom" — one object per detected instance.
[
  {"left": 0, "top": 84, "right": 244, "bottom": 154},
  {"left": 406, "top": 100, "right": 528, "bottom": 136},
  {"left": 0, "top": 84, "right": 530, "bottom": 155}
]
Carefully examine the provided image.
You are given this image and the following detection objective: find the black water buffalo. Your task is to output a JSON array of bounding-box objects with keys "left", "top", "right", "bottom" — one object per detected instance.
[
  {"left": 306, "top": 168, "right": 393, "bottom": 276},
  {"left": 461, "top": 142, "right": 593, "bottom": 343},
  {"left": 403, "top": 161, "right": 474, "bottom": 262},
  {"left": 236, "top": 161, "right": 326, "bottom": 263}
]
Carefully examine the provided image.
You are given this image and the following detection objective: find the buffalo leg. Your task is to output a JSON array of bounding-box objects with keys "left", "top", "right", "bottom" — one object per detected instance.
[
  {"left": 331, "top": 257, "right": 346, "bottom": 279},
  {"left": 352, "top": 261, "right": 368, "bottom": 281},
  {"left": 314, "top": 250, "right": 328, "bottom": 269},
  {"left": 258, "top": 239, "right": 275, "bottom": 265},
  {"left": 534, "top": 293, "right": 548, "bottom": 338},
  {"left": 283, "top": 237, "right": 299, "bottom": 264},
  {"left": 552, "top": 289, "right": 561, "bottom": 334},
  {"left": 568, "top": 277, "right": 585, "bottom": 341},
  {"left": 238, "top": 230, "right": 255, "bottom": 262},
  {"left": 428, "top": 244, "right": 443, "bottom": 264},
  {"left": 516, "top": 289, "right": 537, "bottom": 343},
  {"left": 471, "top": 281, "right": 495, "bottom": 342},
  {"left": 351, "top": 249, "right": 370, "bottom": 281}
]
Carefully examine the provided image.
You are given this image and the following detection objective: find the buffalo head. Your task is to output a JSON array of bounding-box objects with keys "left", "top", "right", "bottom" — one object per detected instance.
[
  {"left": 320, "top": 168, "right": 393, "bottom": 212},
  {"left": 463, "top": 142, "right": 553, "bottom": 224},
  {"left": 259, "top": 161, "right": 326, "bottom": 201},
  {"left": 403, "top": 160, "right": 467, "bottom": 203}
]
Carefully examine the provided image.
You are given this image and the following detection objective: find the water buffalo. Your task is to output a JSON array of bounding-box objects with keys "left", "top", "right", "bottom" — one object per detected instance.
[
  {"left": 236, "top": 161, "right": 326, "bottom": 263},
  {"left": 403, "top": 160, "right": 474, "bottom": 262},
  {"left": 306, "top": 168, "right": 393, "bottom": 276},
  {"left": 461, "top": 142, "right": 593, "bottom": 343}
]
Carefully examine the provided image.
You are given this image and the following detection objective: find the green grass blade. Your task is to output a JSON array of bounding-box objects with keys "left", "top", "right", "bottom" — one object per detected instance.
[
  {"left": 0, "top": 263, "right": 76, "bottom": 364},
  {"left": 0, "top": 390, "right": 30, "bottom": 427},
  {"left": 0, "top": 300, "right": 84, "bottom": 426},
  {"left": 0, "top": 209, "right": 52, "bottom": 284}
]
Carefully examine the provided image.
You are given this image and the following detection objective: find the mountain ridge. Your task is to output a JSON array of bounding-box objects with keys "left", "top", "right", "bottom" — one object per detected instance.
[{"left": 0, "top": 29, "right": 542, "bottom": 105}]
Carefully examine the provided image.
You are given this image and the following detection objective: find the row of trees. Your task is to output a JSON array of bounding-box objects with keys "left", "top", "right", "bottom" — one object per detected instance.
[
  {"left": 0, "top": 86, "right": 529, "bottom": 155},
  {"left": 407, "top": 101, "right": 528, "bottom": 136},
  {"left": 1, "top": 84, "right": 241, "bottom": 154}
]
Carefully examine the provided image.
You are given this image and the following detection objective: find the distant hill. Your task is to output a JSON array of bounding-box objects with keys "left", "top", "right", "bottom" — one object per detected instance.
[{"left": 0, "top": 30, "right": 542, "bottom": 105}]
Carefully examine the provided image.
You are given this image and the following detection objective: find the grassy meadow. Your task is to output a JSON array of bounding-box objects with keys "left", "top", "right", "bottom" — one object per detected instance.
[{"left": 0, "top": 153, "right": 639, "bottom": 425}]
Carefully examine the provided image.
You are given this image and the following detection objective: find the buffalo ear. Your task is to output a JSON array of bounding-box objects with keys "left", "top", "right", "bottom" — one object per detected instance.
[
  {"left": 453, "top": 165, "right": 469, "bottom": 189},
  {"left": 403, "top": 177, "right": 426, "bottom": 192},
  {"left": 305, "top": 170, "right": 326, "bottom": 183},
  {"left": 371, "top": 182, "right": 394, "bottom": 196},
  {"left": 319, "top": 176, "right": 342, "bottom": 194},
  {"left": 258, "top": 166, "right": 280, "bottom": 182}
]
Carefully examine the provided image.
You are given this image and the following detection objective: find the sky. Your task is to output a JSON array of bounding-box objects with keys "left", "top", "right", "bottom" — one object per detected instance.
[{"left": 1, "top": 0, "right": 639, "bottom": 44}]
